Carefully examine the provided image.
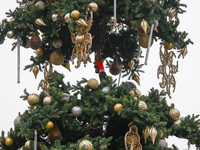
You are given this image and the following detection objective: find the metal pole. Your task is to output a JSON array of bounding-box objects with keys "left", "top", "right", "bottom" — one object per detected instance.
[
  {"left": 114, "top": 0, "right": 117, "bottom": 21},
  {"left": 17, "top": 38, "right": 20, "bottom": 83},
  {"left": 34, "top": 130, "right": 37, "bottom": 150},
  {"left": 144, "top": 24, "right": 154, "bottom": 65}
]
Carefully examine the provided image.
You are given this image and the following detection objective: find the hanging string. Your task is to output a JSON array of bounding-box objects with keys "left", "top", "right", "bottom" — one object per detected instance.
[
  {"left": 34, "top": 129, "right": 37, "bottom": 150},
  {"left": 17, "top": 38, "right": 20, "bottom": 83},
  {"left": 144, "top": 24, "right": 154, "bottom": 65}
]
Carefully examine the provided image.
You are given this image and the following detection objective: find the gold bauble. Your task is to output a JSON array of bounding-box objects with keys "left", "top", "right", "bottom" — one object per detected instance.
[
  {"left": 30, "top": 33, "right": 42, "bottom": 50},
  {"left": 75, "top": 34, "right": 84, "bottom": 44},
  {"left": 142, "top": 126, "right": 150, "bottom": 143},
  {"left": 140, "top": 19, "right": 149, "bottom": 34},
  {"left": 114, "top": 103, "right": 123, "bottom": 112},
  {"left": 88, "top": 78, "right": 99, "bottom": 89},
  {"left": 149, "top": 126, "right": 157, "bottom": 144},
  {"left": 28, "top": 93, "right": 40, "bottom": 106},
  {"left": 79, "top": 140, "right": 93, "bottom": 150},
  {"left": 45, "top": 121, "right": 54, "bottom": 130},
  {"left": 129, "top": 88, "right": 141, "bottom": 98},
  {"left": 88, "top": 2, "right": 98, "bottom": 12},
  {"left": 165, "top": 42, "right": 173, "bottom": 50},
  {"left": 139, "top": 34, "right": 153, "bottom": 48},
  {"left": 109, "top": 59, "right": 121, "bottom": 75},
  {"left": 33, "top": 65, "right": 39, "bottom": 79},
  {"left": 109, "top": 16, "right": 117, "bottom": 25},
  {"left": 50, "top": 51, "right": 64, "bottom": 65},
  {"left": 75, "top": 18, "right": 88, "bottom": 26},
  {"left": 71, "top": 10, "right": 80, "bottom": 20},
  {"left": 169, "top": 108, "right": 180, "bottom": 121},
  {"left": 138, "top": 101, "right": 147, "bottom": 111},
  {"left": 5, "top": 137, "right": 13, "bottom": 146},
  {"left": 35, "top": 18, "right": 46, "bottom": 26},
  {"left": 64, "top": 62, "right": 71, "bottom": 72},
  {"left": 25, "top": 140, "right": 34, "bottom": 148},
  {"left": 133, "top": 73, "right": 140, "bottom": 86},
  {"left": 43, "top": 96, "right": 52, "bottom": 105},
  {"left": 37, "top": 48, "right": 44, "bottom": 56},
  {"left": 128, "top": 59, "right": 135, "bottom": 69}
]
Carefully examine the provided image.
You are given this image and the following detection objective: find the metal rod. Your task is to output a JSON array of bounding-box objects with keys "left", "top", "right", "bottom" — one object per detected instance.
[
  {"left": 114, "top": 0, "right": 117, "bottom": 21},
  {"left": 17, "top": 38, "right": 20, "bottom": 83},
  {"left": 118, "top": 71, "right": 121, "bottom": 87},
  {"left": 34, "top": 130, "right": 37, "bottom": 150},
  {"left": 144, "top": 24, "right": 154, "bottom": 65}
]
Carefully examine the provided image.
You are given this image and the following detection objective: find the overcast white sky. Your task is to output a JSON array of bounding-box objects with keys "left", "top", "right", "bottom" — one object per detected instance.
[{"left": 0, "top": 0, "right": 200, "bottom": 149}]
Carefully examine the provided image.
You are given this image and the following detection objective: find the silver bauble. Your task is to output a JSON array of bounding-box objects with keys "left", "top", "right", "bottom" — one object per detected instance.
[
  {"left": 52, "top": 13, "right": 58, "bottom": 22},
  {"left": 159, "top": 139, "right": 168, "bottom": 148},
  {"left": 43, "top": 96, "right": 52, "bottom": 105},
  {"left": 64, "top": 13, "right": 70, "bottom": 23},
  {"left": 102, "top": 86, "right": 110, "bottom": 93},
  {"left": 53, "top": 39, "right": 62, "bottom": 48},
  {"left": 61, "top": 93, "right": 70, "bottom": 102},
  {"left": 14, "top": 116, "right": 21, "bottom": 126},
  {"left": 75, "top": 35, "right": 84, "bottom": 44},
  {"left": 138, "top": 101, "right": 147, "bottom": 111},
  {"left": 71, "top": 106, "right": 82, "bottom": 117},
  {"left": 79, "top": 140, "right": 93, "bottom": 150},
  {"left": 7, "top": 31, "right": 14, "bottom": 39},
  {"left": 35, "top": 1, "right": 46, "bottom": 10}
]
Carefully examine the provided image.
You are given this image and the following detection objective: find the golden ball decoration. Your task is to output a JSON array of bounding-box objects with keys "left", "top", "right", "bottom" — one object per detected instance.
[
  {"left": 79, "top": 140, "right": 93, "bottom": 150},
  {"left": 28, "top": 93, "right": 40, "bottom": 106},
  {"left": 71, "top": 10, "right": 80, "bottom": 20},
  {"left": 88, "top": 78, "right": 99, "bottom": 89},
  {"left": 114, "top": 103, "right": 123, "bottom": 112},
  {"left": 50, "top": 51, "right": 64, "bottom": 65},
  {"left": 89, "top": 2, "right": 98, "bottom": 12},
  {"left": 45, "top": 121, "right": 54, "bottom": 130},
  {"left": 139, "top": 34, "right": 153, "bottom": 48},
  {"left": 165, "top": 42, "right": 173, "bottom": 50},
  {"left": 43, "top": 96, "right": 52, "bottom": 105},
  {"left": 37, "top": 48, "right": 43, "bottom": 56},
  {"left": 169, "top": 108, "right": 180, "bottom": 121},
  {"left": 5, "top": 137, "right": 13, "bottom": 146},
  {"left": 138, "top": 101, "right": 147, "bottom": 111},
  {"left": 129, "top": 88, "right": 142, "bottom": 98}
]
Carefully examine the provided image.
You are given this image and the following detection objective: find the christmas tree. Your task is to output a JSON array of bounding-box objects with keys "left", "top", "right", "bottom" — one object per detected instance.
[{"left": 0, "top": 0, "right": 200, "bottom": 150}]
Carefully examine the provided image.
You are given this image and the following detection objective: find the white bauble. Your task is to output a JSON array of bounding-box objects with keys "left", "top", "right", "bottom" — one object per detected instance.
[
  {"left": 71, "top": 106, "right": 82, "bottom": 117},
  {"left": 159, "top": 139, "right": 168, "bottom": 148},
  {"left": 35, "top": 1, "right": 46, "bottom": 10},
  {"left": 14, "top": 116, "right": 21, "bottom": 126},
  {"left": 61, "top": 93, "right": 70, "bottom": 102},
  {"left": 102, "top": 86, "right": 110, "bottom": 93},
  {"left": 43, "top": 96, "right": 52, "bottom": 105}
]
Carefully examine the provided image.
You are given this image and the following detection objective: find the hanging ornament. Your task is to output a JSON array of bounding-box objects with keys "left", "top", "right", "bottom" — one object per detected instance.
[
  {"left": 52, "top": 13, "right": 59, "bottom": 22},
  {"left": 102, "top": 86, "right": 110, "bottom": 93},
  {"left": 64, "top": 13, "right": 70, "bottom": 23},
  {"left": 14, "top": 116, "right": 21, "bottom": 126},
  {"left": 88, "top": 78, "right": 99, "bottom": 89},
  {"left": 47, "top": 123, "right": 62, "bottom": 144},
  {"left": 75, "top": 34, "right": 85, "bottom": 44},
  {"left": 133, "top": 74, "right": 140, "bottom": 86},
  {"left": 149, "top": 126, "right": 157, "bottom": 144},
  {"left": 159, "top": 130, "right": 164, "bottom": 138},
  {"left": 89, "top": 2, "right": 98, "bottom": 12},
  {"left": 114, "top": 103, "right": 123, "bottom": 112},
  {"left": 129, "top": 88, "right": 141, "bottom": 98},
  {"left": 30, "top": 32, "right": 42, "bottom": 50},
  {"left": 159, "top": 139, "right": 168, "bottom": 148},
  {"left": 7, "top": 31, "right": 14, "bottom": 39},
  {"left": 76, "top": 18, "right": 88, "bottom": 26},
  {"left": 128, "top": 59, "right": 135, "bottom": 70},
  {"left": 25, "top": 140, "right": 34, "bottom": 149},
  {"left": 43, "top": 96, "right": 52, "bottom": 105},
  {"left": 37, "top": 48, "right": 43, "bottom": 56},
  {"left": 153, "top": 20, "right": 159, "bottom": 32},
  {"left": 9, "top": 18, "right": 14, "bottom": 23},
  {"left": 71, "top": 10, "right": 80, "bottom": 19},
  {"left": 138, "top": 101, "right": 147, "bottom": 111},
  {"left": 45, "top": 121, "right": 54, "bottom": 130},
  {"left": 35, "top": 1, "right": 46, "bottom": 10},
  {"left": 52, "top": 39, "right": 62, "bottom": 48},
  {"left": 79, "top": 140, "right": 93, "bottom": 150},
  {"left": 5, "top": 137, "right": 13, "bottom": 146},
  {"left": 50, "top": 51, "right": 64, "bottom": 65},
  {"left": 71, "top": 106, "right": 82, "bottom": 117},
  {"left": 181, "top": 46, "right": 188, "bottom": 58},
  {"left": 33, "top": 65, "right": 39, "bottom": 79},
  {"left": 140, "top": 19, "right": 149, "bottom": 34},
  {"left": 64, "top": 62, "right": 71, "bottom": 72},
  {"left": 35, "top": 18, "right": 46, "bottom": 26},
  {"left": 165, "top": 42, "right": 173, "bottom": 50},
  {"left": 109, "top": 59, "right": 121, "bottom": 75},
  {"left": 169, "top": 108, "right": 180, "bottom": 121},
  {"left": 157, "top": 44, "right": 178, "bottom": 98},
  {"left": 125, "top": 125, "right": 142, "bottom": 150},
  {"left": 142, "top": 126, "right": 150, "bottom": 143},
  {"left": 109, "top": 16, "right": 117, "bottom": 25},
  {"left": 19, "top": 0, "right": 34, "bottom": 9},
  {"left": 139, "top": 34, "right": 153, "bottom": 48},
  {"left": 27, "top": 93, "right": 40, "bottom": 106},
  {"left": 169, "top": 8, "right": 176, "bottom": 21},
  {"left": 61, "top": 93, "right": 70, "bottom": 102}
]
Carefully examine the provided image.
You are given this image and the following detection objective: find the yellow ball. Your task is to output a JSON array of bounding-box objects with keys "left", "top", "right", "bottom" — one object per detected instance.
[
  {"left": 169, "top": 108, "right": 180, "bottom": 121},
  {"left": 5, "top": 137, "right": 13, "bottom": 146},
  {"left": 165, "top": 43, "right": 173, "bottom": 50},
  {"left": 37, "top": 48, "right": 43, "bottom": 56},
  {"left": 28, "top": 93, "right": 40, "bottom": 106},
  {"left": 71, "top": 10, "right": 80, "bottom": 20},
  {"left": 114, "top": 103, "right": 123, "bottom": 112},
  {"left": 45, "top": 121, "right": 54, "bottom": 130},
  {"left": 88, "top": 78, "right": 99, "bottom": 89},
  {"left": 50, "top": 51, "right": 64, "bottom": 66}
]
